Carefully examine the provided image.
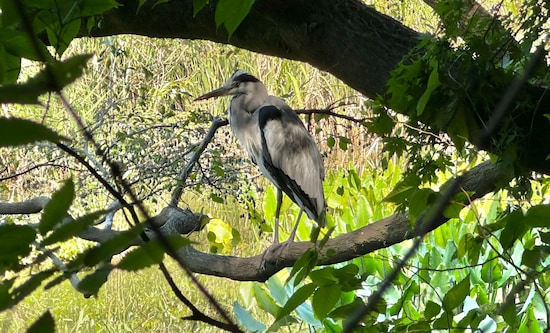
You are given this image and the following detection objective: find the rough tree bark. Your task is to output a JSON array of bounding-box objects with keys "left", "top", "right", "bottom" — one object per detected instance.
[{"left": 83, "top": 0, "right": 550, "bottom": 174}]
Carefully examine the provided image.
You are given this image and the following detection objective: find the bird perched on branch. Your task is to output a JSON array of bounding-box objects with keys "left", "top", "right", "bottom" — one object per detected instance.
[{"left": 195, "top": 70, "right": 326, "bottom": 256}]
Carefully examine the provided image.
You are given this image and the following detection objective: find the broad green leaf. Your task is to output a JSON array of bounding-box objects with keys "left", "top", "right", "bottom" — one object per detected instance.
[
  {"left": 309, "top": 267, "right": 338, "bottom": 286},
  {"left": 81, "top": 0, "right": 119, "bottom": 16},
  {"left": 501, "top": 300, "right": 517, "bottom": 327},
  {"left": 193, "top": 0, "right": 209, "bottom": 16},
  {"left": 82, "top": 226, "right": 143, "bottom": 267},
  {"left": 481, "top": 258, "right": 502, "bottom": 283},
  {"left": 26, "top": 311, "right": 55, "bottom": 333},
  {"left": 253, "top": 283, "right": 281, "bottom": 316},
  {"left": 312, "top": 285, "right": 341, "bottom": 319},
  {"left": 524, "top": 205, "right": 550, "bottom": 227},
  {"left": 275, "top": 283, "right": 316, "bottom": 321},
  {"left": 117, "top": 236, "right": 189, "bottom": 271},
  {"left": 329, "top": 297, "right": 364, "bottom": 319},
  {"left": 233, "top": 301, "right": 265, "bottom": 333},
  {"left": 39, "top": 179, "right": 75, "bottom": 235},
  {"left": 368, "top": 109, "right": 394, "bottom": 136},
  {"left": 117, "top": 242, "right": 164, "bottom": 271},
  {"left": 77, "top": 264, "right": 113, "bottom": 296},
  {"left": 409, "top": 188, "right": 435, "bottom": 223},
  {"left": 215, "top": 0, "right": 255, "bottom": 38},
  {"left": 0, "top": 54, "right": 91, "bottom": 104},
  {"left": 442, "top": 274, "right": 470, "bottom": 312},
  {"left": 0, "top": 118, "right": 67, "bottom": 146},
  {"left": 383, "top": 173, "right": 420, "bottom": 203},
  {"left": 287, "top": 249, "right": 318, "bottom": 286},
  {"left": 518, "top": 306, "right": 542, "bottom": 333},
  {"left": 424, "top": 300, "right": 441, "bottom": 319},
  {"left": 0, "top": 224, "right": 36, "bottom": 271},
  {"left": 0, "top": 46, "right": 21, "bottom": 84},
  {"left": 432, "top": 312, "right": 453, "bottom": 329},
  {"left": 0, "top": 29, "right": 52, "bottom": 62},
  {"left": 521, "top": 248, "right": 541, "bottom": 269},
  {"left": 41, "top": 210, "right": 104, "bottom": 246},
  {"left": 417, "top": 59, "right": 440, "bottom": 116},
  {"left": 55, "top": 17, "right": 81, "bottom": 56},
  {"left": 500, "top": 210, "right": 526, "bottom": 249}
]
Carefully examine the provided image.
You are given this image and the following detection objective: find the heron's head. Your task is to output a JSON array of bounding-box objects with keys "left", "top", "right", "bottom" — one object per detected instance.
[{"left": 195, "top": 70, "right": 263, "bottom": 101}]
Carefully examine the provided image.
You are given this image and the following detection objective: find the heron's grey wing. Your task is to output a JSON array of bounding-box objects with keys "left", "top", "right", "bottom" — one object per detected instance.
[{"left": 258, "top": 105, "right": 326, "bottom": 226}]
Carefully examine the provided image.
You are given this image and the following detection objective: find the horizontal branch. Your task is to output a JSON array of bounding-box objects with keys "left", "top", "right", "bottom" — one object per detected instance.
[
  {"left": 170, "top": 160, "right": 512, "bottom": 281},
  {"left": 1, "top": 160, "right": 512, "bottom": 281}
]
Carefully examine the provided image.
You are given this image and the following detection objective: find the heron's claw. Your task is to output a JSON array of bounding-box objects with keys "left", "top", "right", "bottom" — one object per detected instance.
[{"left": 260, "top": 241, "right": 293, "bottom": 271}]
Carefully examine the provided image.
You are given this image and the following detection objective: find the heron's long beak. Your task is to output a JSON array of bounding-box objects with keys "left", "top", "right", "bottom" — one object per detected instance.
[{"left": 194, "top": 86, "right": 232, "bottom": 101}]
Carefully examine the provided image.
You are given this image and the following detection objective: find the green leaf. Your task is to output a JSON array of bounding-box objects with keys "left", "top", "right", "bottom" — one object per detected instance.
[
  {"left": 214, "top": 0, "right": 255, "bottom": 38},
  {"left": 253, "top": 283, "right": 281, "bottom": 316},
  {"left": 0, "top": 224, "right": 36, "bottom": 271},
  {"left": 55, "top": 17, "right": 81, "bottom": 56},
  {"left": 312, "top": 285, "right": 341, "bottom": 320},
  {"left": 233, "top": 301, "right": 265, "bottom": 333},
  {"left": 193, "top": 0, "right": 209, "bottom": 16},
  {"left": 383, "top": 173, "right": 420, "bottom": 203},
  {"left": 0, "top": 118, "right": 67, "bottom": 146},
  {"left": 409, "top": 188, "right": 435, "bottom": 223},
  {"left": 82, "top": 226, "right": 143, "bottom": 267},
  {"left": 518, "top": 306, "right": 542, "bottom": 333},
  {"left": 77, "top": 264, "right": 113, "bottom": 296},
  {"left": 501, "top": 299, "right": 517, "bottom": 327},
  {"left": 210, "top": 193, "right": 224, "bottom": 203},
  {"left": 0, "top": 54, "right": 91, "bottom": 104},
  {"left": 80, "top": 0, "right": 119, "bottom": 16},
  {"left": 499, "top": 210, "right": 526, "bottom": 249},
  {"left": 524, "top": 205, "right": 550, "bottom": 227},
  {"left": 0, "top": 46, "right": 21, "bottom": 84},
  {"left": 287, "top": 249, "right": 318, "bottom": 286},
  {"left": 275, "top": 283, "right": 316, "bottom": 321},
  {"left": 41, "top": 210, "right": 104, "bottom": 246},
  {"left": 521, "top": 248, "right": 541, "bottom": 269},
  {"left": 442, "top": 274, "right": 470, "bottom": 312},
  {"left": 117, "top": 237, "right": 180, "bottom": 271},
  {"left": 39, "top": 179, "right": 75, "bottom": 235},
  {"left": 327, "top": 136, "right": 335, "bottom": 149},
  {"left": 26, "top": 310, "right": 55, "bottom": 333},
  {"left": 338, "top": 136, "right": 352, "bottom": 151},
  {"left": 0, "top": 29, "right": 53, "bottom": 62},
  {"left": 424, "top": 300, "right": 441, "bottom": 319},
  {"left": 417, "top": 59, "right": 440, "bottom": 116}
]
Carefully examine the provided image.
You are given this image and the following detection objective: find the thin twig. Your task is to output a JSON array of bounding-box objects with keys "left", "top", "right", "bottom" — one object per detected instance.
[{"left": 170, "top": 117, "right": 227, "bottom": 206}]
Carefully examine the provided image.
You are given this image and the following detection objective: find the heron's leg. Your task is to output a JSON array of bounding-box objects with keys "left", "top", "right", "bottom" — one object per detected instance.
[
  {"left": 287, "top": 209, "right": 304, "bottom": 243},
  {"left": 273, "top": 188, "right": 283, "bottom": 244}
]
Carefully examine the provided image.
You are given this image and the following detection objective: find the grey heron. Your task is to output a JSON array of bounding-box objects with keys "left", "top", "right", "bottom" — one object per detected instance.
[{"left": 195, "top": 70, "right": 326, "bottom": 253}]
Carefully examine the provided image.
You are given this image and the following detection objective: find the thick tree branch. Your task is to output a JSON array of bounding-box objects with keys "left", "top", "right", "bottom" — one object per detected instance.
[
  {"left": 172, "top": 160, "right": 512, "bottom": 281},
  {"left": 1, "top": 160, "right": 511, "bottom": 282},
  {"left": 82, "top": 0, "right": 550, "bottom": 174}
]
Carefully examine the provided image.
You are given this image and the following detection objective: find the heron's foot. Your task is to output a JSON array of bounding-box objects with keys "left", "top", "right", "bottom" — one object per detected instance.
[{"left": 260, "top": 240, "right": 293, "bottom": 271}]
